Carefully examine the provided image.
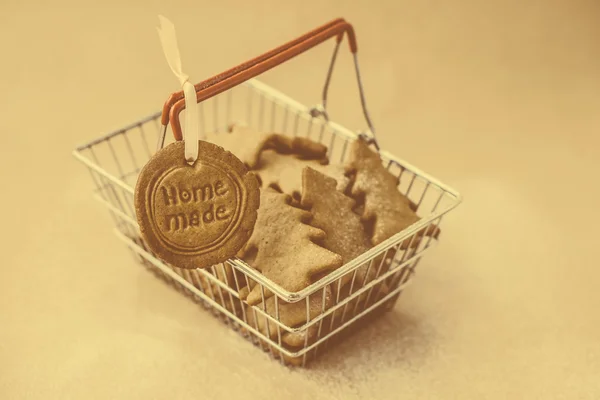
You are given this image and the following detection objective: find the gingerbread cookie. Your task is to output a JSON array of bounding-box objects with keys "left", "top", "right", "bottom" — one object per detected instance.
[
  {"left": 202, "top": 124, "right": 272, "bottom": 169},
  {"left": 134, "top": 140, "right": 260, "bottom": 269},
  {"left": 204, "top": 125, "right": 327, "bottom": 170},
  {"left": 255, "top": 132, "right": 328, "bottom": 161},
  {"left": 255, "top": 150, "right": 350, "bottom": 198},
  {"left": 237, "top": 188, "right": 343, "bottom": 305},
  {"left": 300, "top": 167, "right": 375, "bottom": 291},
  {"left": 345, "top": 139, "right": 439, "bottom": 247}
]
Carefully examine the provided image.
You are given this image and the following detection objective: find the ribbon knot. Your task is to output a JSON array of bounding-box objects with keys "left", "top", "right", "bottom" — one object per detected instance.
[{"left": 157, "top": 15, "right": 200, "bottom": 164}]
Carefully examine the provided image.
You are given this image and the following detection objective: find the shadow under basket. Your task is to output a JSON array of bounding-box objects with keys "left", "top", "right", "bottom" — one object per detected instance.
[{"left": 72, "top": 78, "right": 461, "bottom": 367}]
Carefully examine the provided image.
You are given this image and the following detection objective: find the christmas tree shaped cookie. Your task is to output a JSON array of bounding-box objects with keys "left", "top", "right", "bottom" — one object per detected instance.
[
  {"left": 300, "top": 167, "right": 375, "bottom": 290},
  {"left": 256, "top": 150, "right": 350, "bottom": 198},
  {"left": 238, "top": 188, "right": 343, "bottom": 305},
  {"left": 346, "top": 139, "right": 440, "bottom": 247}
]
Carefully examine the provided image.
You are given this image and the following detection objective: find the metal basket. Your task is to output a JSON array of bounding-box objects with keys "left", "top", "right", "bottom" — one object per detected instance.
[{"left": 72, "top": 18, "right": 461, "bottom": 367}]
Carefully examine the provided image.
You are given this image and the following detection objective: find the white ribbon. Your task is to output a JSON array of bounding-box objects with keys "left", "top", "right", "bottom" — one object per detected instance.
[{"left": 157, "top": 15, "right": 200, "bottom": 164}]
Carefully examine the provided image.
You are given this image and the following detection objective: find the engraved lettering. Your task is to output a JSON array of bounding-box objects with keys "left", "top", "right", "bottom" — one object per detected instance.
[
  {"left": 157, "top": 170, "right": 237, "bottom": 236},
  {"left": 190, "top": 211, "right": 200, "bottom": 227},
  {"left": 138, "top": 141, "right": 260, "bottom": 269},
  {"left": 163, "top": 205, "right": 232, "bottom": 232},
  {"left": 166, "top": 213, "right": 188, "bottom": 231},
  {"left": 161, "top": 181, "right": 229, "bottom": 207},
  {"left": 216, "top": 205, "right": 229, "bottom": 220},
  {"left": 203, "top": 204, "right": 215, "bottom": 223},
  {"left": 194, "top": 184, "right": 214, "bottom": 202},
  {"left": 162, "top": 186, "right": 179, "bottom": 206},
  {"left": 214, "top": 180, "right": 228, "bottom": 196},
  {"left": 180, "top": 188, "right": 192, "bottom": 203}
]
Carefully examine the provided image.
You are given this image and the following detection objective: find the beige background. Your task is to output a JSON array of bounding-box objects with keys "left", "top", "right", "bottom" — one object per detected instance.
[{"left": 1, "top": 0, "right": 599, "bottom": 398}]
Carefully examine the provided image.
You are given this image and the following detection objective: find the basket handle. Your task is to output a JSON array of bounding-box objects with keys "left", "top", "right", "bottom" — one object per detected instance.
[
  {"left": 160, "top": 18, "right": 351, "bottom": 129},
  {"left": 161, "top": 18, "right": 359, "bottom": 142}
]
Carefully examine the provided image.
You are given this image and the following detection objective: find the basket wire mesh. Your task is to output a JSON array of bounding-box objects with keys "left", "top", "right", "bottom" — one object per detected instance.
[{"left": 72, "top": 24, "right": 461, "bottom": 367}]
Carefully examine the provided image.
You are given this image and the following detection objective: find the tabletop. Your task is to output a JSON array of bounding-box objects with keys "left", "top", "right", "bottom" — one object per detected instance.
[{"left": 1, "top": 0, "right": 599, "bottom": 399}]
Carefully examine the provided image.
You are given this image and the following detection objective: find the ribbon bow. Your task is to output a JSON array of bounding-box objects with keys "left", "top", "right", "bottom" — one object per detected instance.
[{"left": 157, "top": 15, "right": 200, "bottom": 164}]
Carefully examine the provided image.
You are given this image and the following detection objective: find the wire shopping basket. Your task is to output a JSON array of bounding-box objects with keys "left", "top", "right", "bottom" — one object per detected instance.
[{"left": 72, "top": 18, "right": 462, "bottom": 367}]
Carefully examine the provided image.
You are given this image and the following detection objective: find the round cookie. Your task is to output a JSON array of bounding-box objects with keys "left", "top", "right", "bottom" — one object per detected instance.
[{"left": 134, "top": 140, "right": 260, "bottom": 269}]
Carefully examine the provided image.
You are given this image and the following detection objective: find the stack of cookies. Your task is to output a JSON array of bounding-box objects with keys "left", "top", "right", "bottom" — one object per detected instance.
[
  {"left": 132, "top": 123, "right": 440, "bottom": 364},
  {"left": 195, "top": 124, "right": 440, "bottom": 356}
]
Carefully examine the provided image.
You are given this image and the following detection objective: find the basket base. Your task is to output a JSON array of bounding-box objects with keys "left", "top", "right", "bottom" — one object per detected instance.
[{"left": 123, "top": 232, "right": 408, "bottom": 367}]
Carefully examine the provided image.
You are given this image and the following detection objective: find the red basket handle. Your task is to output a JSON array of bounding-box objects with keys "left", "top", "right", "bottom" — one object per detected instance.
[{"left": 160, "top": 18, "right": 358, "bottom": 141}]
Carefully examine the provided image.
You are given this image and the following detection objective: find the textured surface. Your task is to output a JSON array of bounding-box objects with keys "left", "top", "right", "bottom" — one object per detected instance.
[
  {"left": 301, "top": 166, "right": 370, "bottom": 264},
  {"left": 2, "top": 0, "right": 600, "bottom": 399},
  {"left": 256, "top": 150, "right": 350, "bottom": 197},
  {"left": 203, "top": 125, "right": 275, "bottom": 168},
  {"left": 346, "top": 139, "right": 422, "bottom": 245},
  {"left": 134, "top": 140, "right": 260, "bottom": 269},
  {"left": 301, "top": 167, "right": 373, "bottom": 289},
  {"left": 203, "top": 125, "right": 329, "bottom": 169},
  {"left": 239, "top": 188, "right": 343, "bottom": 304}
]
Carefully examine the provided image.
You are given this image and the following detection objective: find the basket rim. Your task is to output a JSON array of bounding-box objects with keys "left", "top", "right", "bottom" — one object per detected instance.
[{"left": 72, "top": 78, "right": 463, "bottom": 302}]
